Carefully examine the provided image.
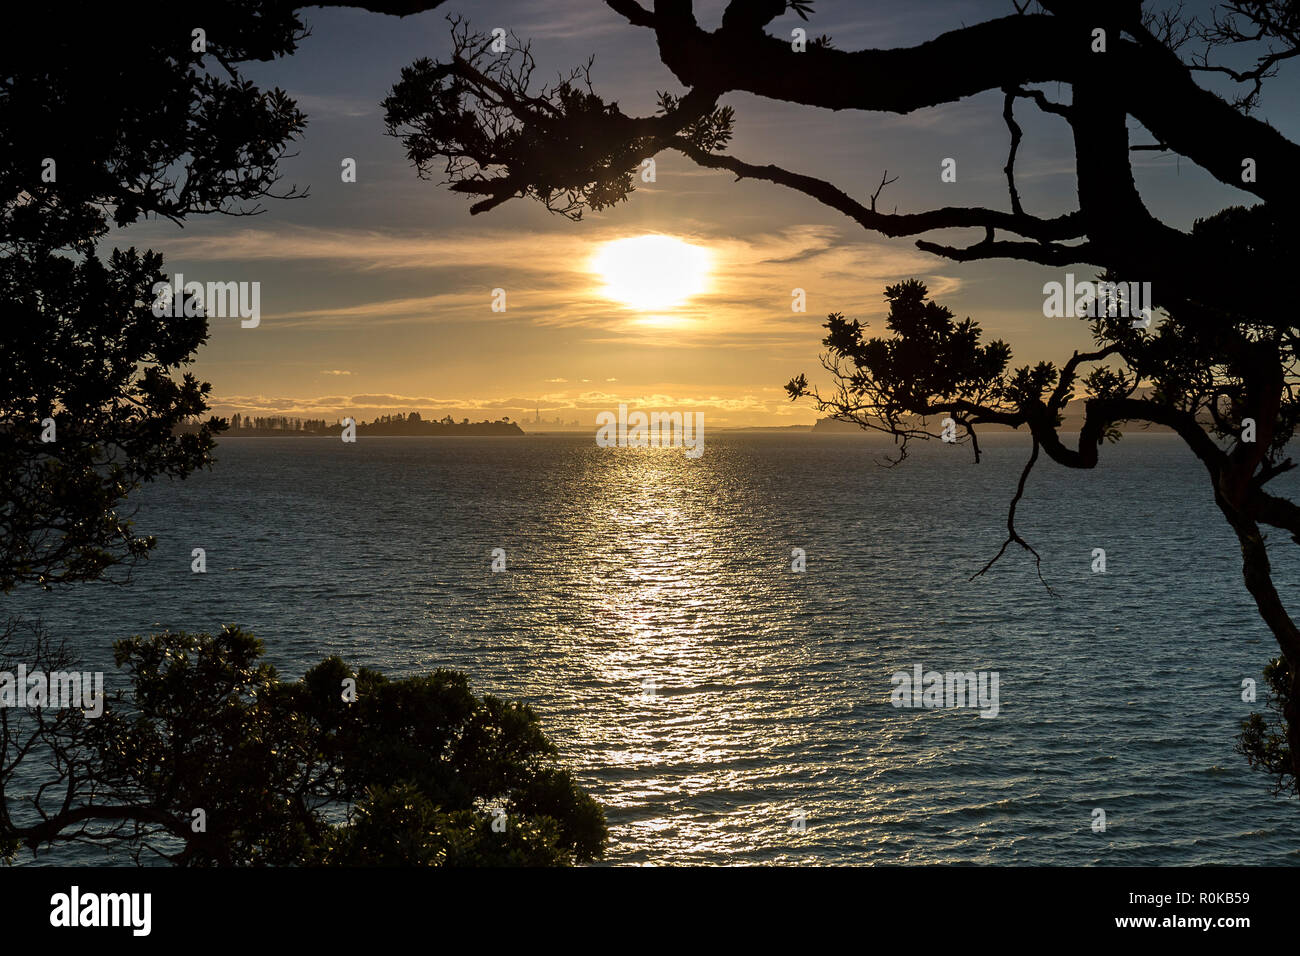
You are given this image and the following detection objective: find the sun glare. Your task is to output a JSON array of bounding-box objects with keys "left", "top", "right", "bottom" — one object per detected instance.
[{"left": 591, "top": 235, "right": 711, "bottom": 310}]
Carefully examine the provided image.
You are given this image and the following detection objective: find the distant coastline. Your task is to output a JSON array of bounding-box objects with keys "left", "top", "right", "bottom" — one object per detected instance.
[
  {"left": 175, "top": 409, "right": 1181, "bottom": 438},
  {"left": 180, "top": 413, "right": 525, "bottom": 437},
  {"left": 810, "top": 398, "right": 1179, "bottom": 434}
]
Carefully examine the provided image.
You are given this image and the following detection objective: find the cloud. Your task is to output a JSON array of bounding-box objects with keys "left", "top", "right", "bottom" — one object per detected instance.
[
  {"left": 285, "top": 92, "right": 376, "bottom": 119},
  {"left": 165, "top": 222, "right": 959, "bottom": 344},
  {"left": 156, "top": 225, "right": 586, "bottom": 272}
]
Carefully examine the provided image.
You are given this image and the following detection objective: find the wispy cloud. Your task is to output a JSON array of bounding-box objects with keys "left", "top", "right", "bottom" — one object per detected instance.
[{"left": 165, "top": 222, "right": 958, "bottom": 343}]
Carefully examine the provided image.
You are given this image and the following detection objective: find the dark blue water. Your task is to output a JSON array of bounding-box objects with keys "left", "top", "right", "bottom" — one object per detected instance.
[{"left": 7, "top": 432, "right": 1300, "bottom": 864}]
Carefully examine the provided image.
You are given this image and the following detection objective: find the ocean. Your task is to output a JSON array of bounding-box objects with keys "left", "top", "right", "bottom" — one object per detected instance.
[{"left": 7, "top": 432, "right": 1300, "bottom": 864}]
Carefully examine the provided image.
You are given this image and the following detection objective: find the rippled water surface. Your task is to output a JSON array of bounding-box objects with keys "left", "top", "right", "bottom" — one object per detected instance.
[{"left": 11, "top": 433, "right": 1300, "bottom": 864}]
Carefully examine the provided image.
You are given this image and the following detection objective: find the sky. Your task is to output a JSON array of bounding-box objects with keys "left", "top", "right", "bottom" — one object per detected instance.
[{"left": 109, "top": 0, "right": 1294, "bottom": 428}]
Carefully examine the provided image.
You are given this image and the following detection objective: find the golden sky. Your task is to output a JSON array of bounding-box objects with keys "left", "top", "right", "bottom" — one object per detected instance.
[{"left": 106, "top": 0, "right": 1282, "bottom": 429}]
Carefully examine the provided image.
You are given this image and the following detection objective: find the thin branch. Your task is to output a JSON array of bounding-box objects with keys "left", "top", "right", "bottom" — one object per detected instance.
[
  {"left": 970, "top": 437, "right": 1055, "bottom": 595},
  {"left": 870, "top": 169, "right": 898, "bottom": 211},
  {"left": 669, "top": 138, "right": 1084, "bottom": 245}
]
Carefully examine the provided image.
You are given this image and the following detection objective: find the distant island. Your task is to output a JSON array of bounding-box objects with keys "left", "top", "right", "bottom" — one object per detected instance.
[
  {"left": 203, "top": 412, "right": 525, "bottom": 437},
  {"left": 810, "top": 418, "right": 863, "bottom": 433}
]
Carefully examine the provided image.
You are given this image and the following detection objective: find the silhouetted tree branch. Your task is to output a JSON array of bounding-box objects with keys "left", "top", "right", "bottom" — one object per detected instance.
[{"left": 381, "top": 0, "right": 1300, "bottom": 798}]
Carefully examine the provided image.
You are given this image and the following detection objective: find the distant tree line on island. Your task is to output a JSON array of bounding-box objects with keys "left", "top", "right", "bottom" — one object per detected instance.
[
  {"left": 230, "top": 415, "right": 331, "bottom": 432},
  {"left": 213, "top": 411, "right": 525, "bottom": 436}
]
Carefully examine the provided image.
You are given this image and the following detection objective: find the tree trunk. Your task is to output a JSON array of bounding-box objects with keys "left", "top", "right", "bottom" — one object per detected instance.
[{"left": 1215, "top": 486, "right": 1300, "bottom": 788}]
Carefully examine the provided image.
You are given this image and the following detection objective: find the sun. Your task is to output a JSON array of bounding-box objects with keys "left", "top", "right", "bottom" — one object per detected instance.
[{"left": 591, "top": 235, "right": 711, "bottom": 310}]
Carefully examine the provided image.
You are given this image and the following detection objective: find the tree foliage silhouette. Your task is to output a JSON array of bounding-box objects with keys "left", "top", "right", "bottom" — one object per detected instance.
[
  {"left": 1, "top": 625, "right": 606, "bottom": 865},
  {"left": 1, "top": 3, "right": 316, "bottom": 587},
  {"left": 2, "top": 0, "right": 606, "bottom": 866}
]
